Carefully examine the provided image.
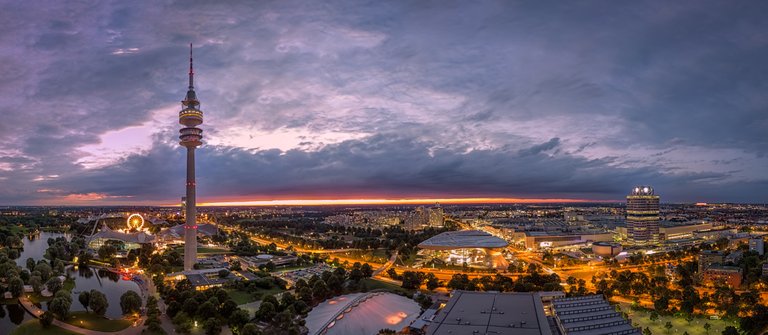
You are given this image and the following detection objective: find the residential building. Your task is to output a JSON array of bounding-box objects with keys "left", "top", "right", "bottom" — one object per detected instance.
[
  {"left": 702, "top": 265, "right": 742, "bottom": 288},
  {"left": 750, "top": 238, "right": 765, "bottom": 255},
  {"left": 698, "top": 250, "right": 725, "bottom": 273}
]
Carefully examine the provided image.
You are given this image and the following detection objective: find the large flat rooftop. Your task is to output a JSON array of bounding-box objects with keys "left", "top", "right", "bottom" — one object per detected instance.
[
  {"left": 425, "top": 291, "right": 552, "bottom": 335},
  {"left": 418, "top": 230, "right": 509, "bottom": 250}
]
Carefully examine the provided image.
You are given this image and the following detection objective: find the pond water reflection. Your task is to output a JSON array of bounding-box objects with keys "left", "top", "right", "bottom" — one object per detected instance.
[{"left": 1, "top": 231, "right": 141, "bottom": 331}]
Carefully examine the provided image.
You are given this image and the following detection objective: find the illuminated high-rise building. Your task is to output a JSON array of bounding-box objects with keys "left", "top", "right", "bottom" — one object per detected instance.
[
  {"left": 626, "top": 186, "right": 660, "bottom": 245},
  {"left": 179, "top": 44, "right": 203, "bottom": 271},
  {"left": 180, "top": 196, "right": 187, "bottom": 218}
]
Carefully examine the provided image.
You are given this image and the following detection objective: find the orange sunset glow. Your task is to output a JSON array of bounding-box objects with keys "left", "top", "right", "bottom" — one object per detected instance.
[{"left": 198, "top": 197, "right": 598, "bottom": 207}]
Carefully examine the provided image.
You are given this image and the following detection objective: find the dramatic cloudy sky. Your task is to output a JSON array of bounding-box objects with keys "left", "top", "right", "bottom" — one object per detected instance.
[{"left": 0, "top": 1, "right": 767, "bottom": 205}]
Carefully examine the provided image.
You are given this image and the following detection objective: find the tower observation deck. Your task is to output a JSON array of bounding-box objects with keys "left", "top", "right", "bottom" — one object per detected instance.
[{"left": 180, "top": 44, "right": 203, "bottom": 271}]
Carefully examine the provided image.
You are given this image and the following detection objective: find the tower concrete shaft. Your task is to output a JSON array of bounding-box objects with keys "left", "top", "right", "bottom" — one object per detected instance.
[
  {"left": 184, "top": 147, "right": 197, "bottom": 271},
  {"left": 179, "top": 44, "right": 203, "bottom": 271}
]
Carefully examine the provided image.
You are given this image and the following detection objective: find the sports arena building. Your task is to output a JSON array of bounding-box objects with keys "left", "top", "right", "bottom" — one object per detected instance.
[{"left": 417, "top": 230, "right": 509, "bottom": 269}]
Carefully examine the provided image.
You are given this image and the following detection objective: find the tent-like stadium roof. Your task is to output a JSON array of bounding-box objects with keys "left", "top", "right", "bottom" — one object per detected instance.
[
  {"left": 89, "top": 225, "right": 155, "bottom": 244},
  {"left": 418, "top": 230, "right": 508, "bottom": 250},
  {"left": 157, "top": 223, "right": 218, "bottom": 239}
]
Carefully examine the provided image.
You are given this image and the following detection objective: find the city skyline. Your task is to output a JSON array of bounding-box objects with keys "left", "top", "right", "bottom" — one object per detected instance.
[{"left": 1, "top": 1, "right": 767, "bottom": 205}]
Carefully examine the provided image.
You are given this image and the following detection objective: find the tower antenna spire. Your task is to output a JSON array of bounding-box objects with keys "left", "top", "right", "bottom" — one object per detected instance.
[{"left": 189, "top": 43, "right": 194, "bottom": 89}]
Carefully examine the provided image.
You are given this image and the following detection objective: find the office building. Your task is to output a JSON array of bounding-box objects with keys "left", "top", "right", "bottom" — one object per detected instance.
[{"left": 626, "top": 186, "right": 660, "bottom": 246}]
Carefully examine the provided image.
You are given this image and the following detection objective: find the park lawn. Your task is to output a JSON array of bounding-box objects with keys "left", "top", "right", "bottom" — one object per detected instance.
[
  {"left": 617, "top": 303, "right": 739, "bottom": 335},
  {"left": 29, "top": 278, "right": 77, "bottom": 304},
  {"left": 63, "top": 311, "right": 133, "bottom": 332},
  {"left": 252, "top": 287, "right": 286, "bottom": 301},
  {"left": 197, "top": 247, "right": 232, "bottom": 254},
  {"left": 338, "top": 250, "right": 388, "bottom": 264},
  {"left": 10, "top": 320, "right": 81, "bottom": 335},
  {"left": 360, "top": 278, "right": 412, "bottom": 295},
  {"left": 395, "top": 253, "right": 420, "bottom": 267},
  {"left": 227, "top": 287, "right": 285, "bottom": 304},
  {"left": 28, "top": 293, "right": 51, "bottom": 304},
  {"left": 172, "top": 246, "right": 232, "bottom": 255},
  {"left": 227, "top": 289, "right": 257, "bottom": 305},
  {"left": 62, "top": 278, "right": 75, "bottom": 292},
  {"left": 274, "top": 264, "right": 312, "bottom": 272}
]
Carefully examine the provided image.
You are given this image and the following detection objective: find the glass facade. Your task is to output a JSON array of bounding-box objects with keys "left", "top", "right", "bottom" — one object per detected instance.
[{"left": 626, "top": 186, "right": 660, "bottom": 245}]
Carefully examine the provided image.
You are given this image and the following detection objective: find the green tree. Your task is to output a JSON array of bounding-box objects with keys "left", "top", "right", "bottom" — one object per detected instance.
[
  {"left": 45, "top": 277, "right": 62, "bottom": 293},
  {"left": 280, "top": 292, "right": 297, "bottom": 310},
  {"left": 664, "top": 321, "right": 673, "bottom": 334},
  {"left": 182, "top": 297, "right": 198, "bottom": 317},
  {"left": 120, "top": 290, "right": 142, "bottom": 315},
  {"left": 256, "top": 301, "right": 277, "bottom": 322},
  {"left": 49, "top": 295, "right": 71, "bottom": 319},
  {"left": 327, "top": 274, "right": 343, "bottom": 295},
  {"left": 241, "top": 323, "right": 263, "bottom": 335},
  {"left": 722, "top": 326, "right": 739, "bottom": 335},
  {"left": 39, "top": 311, "right": 54, "bottom": 328},
  {"left": 361, "top": 263, "right": 374, "bottom": 277},
  {"left": 78, "top": 291, "right": 91, "bottom": 312},
  {"left": 97, "top": 244, "right": 117, "bottom": 262},
  {"left": 401, "top": 271, "right": 421, "bottom": 289},
  {"left": 349, "top": 268, "right": 364, "bottom": 282},
  {"left": 297, "top": 286, "right": 313, "bottom": 304},
  {"left": 8, "top": 276, "right": 23, "bottom": 297},
  {"left": 173, "top": 312, "right": 193, "bottom": 334},
  {"left": 704, "top": 323, "right": 711, "bottom": 334},
  {"left": 386, "top": 268, "right": 399, "bottom": 280},
  {"left": 89, "top": 289, "right": 109, "bottom": 316},
  {"left": 312, "top": 281, "right": 329, "bottom": 301},
  {"left": 654, "top": 295, "right": 670, "bottom": 314},
  {"left": 203, "top": 317, "right": 222, "bottom": 335},
  {"left": 228, "top": 309, "right": 251, "bottom": 333},
  {"left": 197, "top": 301, "right": 217, "bottom": 320},
  {"left": 34, "top": 262, "right": 52, "bottom": 281},
  {"left": 426, "top": 273, "right": 439, "bottom": 290},
  {"left": 29, "top": 275, "right": 42, "bottom": 293},
  {"left": 643, "top": 327, "right": 652, "bottom": 335},
  {"left": 145, "top": 296, "right": 163, "bottom": 333},
  {"left": 650, "top": 311, "right": 659, "bottom": 322}
]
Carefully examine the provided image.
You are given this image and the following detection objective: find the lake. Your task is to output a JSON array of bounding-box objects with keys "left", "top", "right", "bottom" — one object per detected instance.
[{"left": 0, "top": 231, "right": 142, "bottom": 332}]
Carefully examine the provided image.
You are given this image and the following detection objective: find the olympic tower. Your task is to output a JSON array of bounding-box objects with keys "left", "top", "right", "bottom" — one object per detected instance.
[{"left": 179, "top": 44, "right": 203, "bottom": 271}]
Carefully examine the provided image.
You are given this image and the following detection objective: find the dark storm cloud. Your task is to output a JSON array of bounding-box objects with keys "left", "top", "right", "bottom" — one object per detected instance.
[
  {"left": 47, "top": 134, "right": 763, "bottom": 204},
  {"left": 0, "top": 0, "right": 767, "bottom": 204}
]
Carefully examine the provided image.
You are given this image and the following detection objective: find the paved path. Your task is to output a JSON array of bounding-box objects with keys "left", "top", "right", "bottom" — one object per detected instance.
[
  {"left": 238, "top": 301, "right": 262, "bottom": 318},
  {"left": 19, "top": 296, "right": 146, "bottom": 335},
  {"left": 373, "top": 250, "right": 398, "bottom": 277}
]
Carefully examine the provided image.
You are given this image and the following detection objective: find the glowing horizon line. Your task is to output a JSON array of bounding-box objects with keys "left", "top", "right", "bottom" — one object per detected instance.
[{"left": 195, "top": 197, "right": 600, "bottom": 207}]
